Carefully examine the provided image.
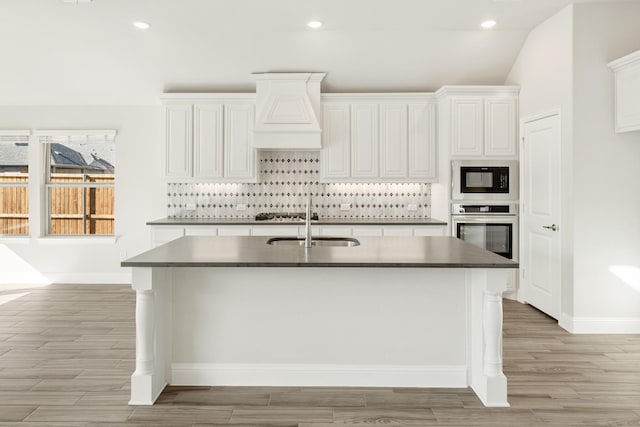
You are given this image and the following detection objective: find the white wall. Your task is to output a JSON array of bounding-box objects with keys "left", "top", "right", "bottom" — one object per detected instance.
[
  {"left": 571, "top": 2, "right": 640, "bottom": 321},
  {"left": 505, "top": 5, "right": 575, "bottom": 317},
  {"left": 0, "top": 106, "right": 164, "bottom": 283},
  {"left": 507, "top": 1, "right": 640, "bottom": 331}
]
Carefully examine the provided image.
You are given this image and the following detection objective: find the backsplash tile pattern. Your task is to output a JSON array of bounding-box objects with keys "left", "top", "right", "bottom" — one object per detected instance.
[{"left": 167, "top": 151, "right": 431, "bottom": 218}]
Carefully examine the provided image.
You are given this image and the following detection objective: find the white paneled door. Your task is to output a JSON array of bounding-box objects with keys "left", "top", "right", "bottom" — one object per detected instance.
[{"left": 521, "top": 113, "right": 561, "bottom": 319}]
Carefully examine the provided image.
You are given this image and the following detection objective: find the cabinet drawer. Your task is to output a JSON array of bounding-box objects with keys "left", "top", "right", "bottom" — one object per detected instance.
[
  {"left": 351, "top": 226, "right": 383, "bottom": 237},
  {"left": 217, "top": 226, "right": 252, "bottom": 236},
  {"left": 413, "top": 226, "right": 446, "bottom": 236},
  {"left": 382, "top": 227, "right": 414, "bottom": 236},
  {"left": 184, "top": 227, "right": 218, "bottom": 236},
  {"left": 252, "top": 226, "right": 300, "bottom": 237}
]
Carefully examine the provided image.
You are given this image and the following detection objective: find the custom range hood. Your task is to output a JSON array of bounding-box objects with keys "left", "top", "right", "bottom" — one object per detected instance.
[{"left": 252, "top": 73, "right": 326, "bottom": 150}]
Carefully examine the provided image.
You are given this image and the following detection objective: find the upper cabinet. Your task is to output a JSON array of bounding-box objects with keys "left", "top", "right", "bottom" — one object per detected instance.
[
  {"left": 608, "top": 50, "right": 640, "bottom": 133},
  {"left": 320, "top": 94, "right": 437, "bottom": 182},
  {"left": 162, "top": 95, "right": 257, "bottom": 182},
  {"left": 438, "top": 87, "right": 519, "bottom": 159}
]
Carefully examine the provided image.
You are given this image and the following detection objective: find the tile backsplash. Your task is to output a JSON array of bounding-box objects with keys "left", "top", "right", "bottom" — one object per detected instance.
[{"left": 167, "top": 151, "right": 431, "bottom": 218}]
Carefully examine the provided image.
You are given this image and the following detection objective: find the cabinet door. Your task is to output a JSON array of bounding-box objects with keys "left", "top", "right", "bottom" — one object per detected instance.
[
  {"left": 451, "top": 97, "right": 483, "bottom": 157},
  {"left": 193, "top": 103, "right": 224, "bottom": 179},
  {"left": 614, "top": 61, "right": 640, "bottom": 132},
  {"left": 408, "top": 103, "right": 436, "bottom": 180},
  {"left": 321, "top": 103, "right": 351, "bottom": 179},
  {"left": 351, "top": 103, "right": 379, "bottom": 179},
  {"left": 379, "top": 103, "right": 408, "bottom": 179},
  {"left": 484, "top": 97, "right": 517, "bottom": 157},
  {"left": 164, "top": 104, "right": 193, "bottom": 178},
  {"left": 224, "top": 103, "right": 256, "bottom": 181}
]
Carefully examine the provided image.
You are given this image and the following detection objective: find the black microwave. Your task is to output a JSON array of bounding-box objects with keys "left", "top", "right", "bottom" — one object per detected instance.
[{"left": 452, "top": 160, "right": 518, "bottom": 201}]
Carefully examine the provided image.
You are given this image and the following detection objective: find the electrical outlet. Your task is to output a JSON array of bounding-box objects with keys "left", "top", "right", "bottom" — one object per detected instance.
[
  {"left": 236, "top": 204, "right": 247, "bottom": 211},
  {"left": 340, "top": 203, "right": 351, "bottom": 211},
  {"left": 185, "top": 203, "right": 196, "bottom": 210},
  {"left": 407, "top": 204, "right": 418, "bottom": 211}
]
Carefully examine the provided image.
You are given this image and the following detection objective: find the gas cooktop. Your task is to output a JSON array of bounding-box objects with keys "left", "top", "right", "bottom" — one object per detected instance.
[{"left": 255, "top": 212, "right": 319, "bottom": 222}]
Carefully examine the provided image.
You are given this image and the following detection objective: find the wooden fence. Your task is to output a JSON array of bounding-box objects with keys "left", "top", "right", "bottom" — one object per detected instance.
[
  {"left": 0, "top": 173, "right": 115, "bottom": 235},
  {"left": 0, "top": 174, "right": 28, "bottom": 235}
]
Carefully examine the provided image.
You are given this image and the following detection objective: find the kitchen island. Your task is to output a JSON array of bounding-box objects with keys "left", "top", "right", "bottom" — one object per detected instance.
[{"left": 122, "top": 235, "right": 517, "bottom": 407}]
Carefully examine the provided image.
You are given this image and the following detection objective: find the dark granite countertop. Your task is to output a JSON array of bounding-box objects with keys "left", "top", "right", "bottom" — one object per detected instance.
[
  {"left": 146, "top": 217, "right": 447, "bottom": 226},
  {"left": 122, "top": 236, "right": 517, "bottom": 268}
]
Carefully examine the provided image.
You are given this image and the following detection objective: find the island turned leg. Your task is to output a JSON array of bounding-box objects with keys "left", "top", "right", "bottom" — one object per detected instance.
[
  {"left": 129, "top": 267, "right": 171, "bottom": 405},
  {"left": 468, "top": 268, "right": 509, "bottom": 407},
  {"left": 130, "top": 289, "right": 155, "bottom": 404},
  {"left": 483, "top": 290, "right": 504, "bottom": 377}
]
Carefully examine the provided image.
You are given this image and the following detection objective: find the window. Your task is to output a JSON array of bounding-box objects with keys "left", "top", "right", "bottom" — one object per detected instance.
[
  {"left": 0, "top": 131, "right": 30, "bottom": 235},
  {"left": 40, "top": 131, "right": 116, "bottom": 236}
]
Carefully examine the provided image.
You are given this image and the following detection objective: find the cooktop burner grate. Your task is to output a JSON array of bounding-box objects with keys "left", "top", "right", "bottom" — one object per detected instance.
[{"left": 255, "top": 212, "right": 319, "bottom": 221}]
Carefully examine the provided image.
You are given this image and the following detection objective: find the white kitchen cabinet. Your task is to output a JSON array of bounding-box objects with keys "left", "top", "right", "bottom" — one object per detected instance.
[
  {"left": 164, "top": 104, "right": 192, "bottom": 178},
  {"left": 608, "top": 50, "right": 640, "bottom": 133},
  {"left": 320, "top": 94, "right": 437, "bottom": 182},
  {"left": 162, "top": 95, "right": 257, "bottom": 182},
  {"left": 193, "top": 103, "right": 223, "bottom": 179},
  {"left": 217, "top": 225, "right": 252, "bottom": 236},
  {"left": 224, "top": 103, "right": 256, "bottom": 180},
  {"left": 317, "top": 226, "right": 352, "bottom": 236},
  {"left": 382, "top": 226, "right": 414, "bottom": 236},
  {"left": 351, "top": 226, "right": 383, "bottom": 237},
  {"left": 149, "top": 223, "right": 448, "bottom": 248},
  {"left": 408, "top": 103, "right": 436, "bottom": 179},
  {"left": 484, "top": 97, "right": 518, "bottom": 157},
  {"left": 321, "top": 103, "right": 351, "bottom": 179},
  {"left": 413, "top": 225, "right": 446, "bottom": 236},
  {"left": 439, "top": 87, "right": 520, "bottom": 159},
  {"left": 379, "top": 103, "right": 408, "bottom": 179},
  {"left": 251, "top": 226, "right": 300, "bottom": 236},
  {"left": 185, "top": 226, "right": 218, "bottom": 236},
  {"left": 351, "top": 103, "right": 379, "bottom": 178},
  {"left": 450, "top": 97, "right": 484, "bottom": 157},
  {"left": 150, "top": 226, "right": 185, "bottom": 247}
]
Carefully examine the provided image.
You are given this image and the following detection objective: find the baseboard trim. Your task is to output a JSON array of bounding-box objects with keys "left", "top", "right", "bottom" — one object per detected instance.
[
  {"left": 171, "top": 363, "right": 468, "bottom": 388},
  {"left": 560, "top": 312, "right": 640, "bottom": 333},
  {"left": 45, "top": 272, "right": 132, "bottom": 285}
]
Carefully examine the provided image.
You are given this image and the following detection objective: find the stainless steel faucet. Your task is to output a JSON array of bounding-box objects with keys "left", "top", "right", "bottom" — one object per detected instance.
[{"left": 304, "top": 193, "right": 313, "bottom": 248}]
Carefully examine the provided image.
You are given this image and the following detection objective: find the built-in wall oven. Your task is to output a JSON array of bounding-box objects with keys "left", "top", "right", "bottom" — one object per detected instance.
[
  {"left": 451, "top": 202, "right": 518, "bottom": 261},
  {"left": 452, "top": 160, "right": 518, "bottom": 201}
]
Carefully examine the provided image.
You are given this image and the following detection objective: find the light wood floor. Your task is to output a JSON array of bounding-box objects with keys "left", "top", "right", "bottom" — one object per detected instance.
[{"left": 0, "top": 283, "right": 639, "bottom": 426}]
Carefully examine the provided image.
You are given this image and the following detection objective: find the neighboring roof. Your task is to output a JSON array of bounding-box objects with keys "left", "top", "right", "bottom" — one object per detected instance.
[{"left": 0, "top": 142, "right": 115, "bottom": 171}]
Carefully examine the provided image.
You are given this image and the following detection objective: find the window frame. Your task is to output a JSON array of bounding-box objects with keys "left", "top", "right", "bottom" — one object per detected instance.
[
  {"left": 0, "top": 130, "right": 31, "bottom": 237},
  {"left": 39, "top": 130, "right": 117, "bottom": 237}
]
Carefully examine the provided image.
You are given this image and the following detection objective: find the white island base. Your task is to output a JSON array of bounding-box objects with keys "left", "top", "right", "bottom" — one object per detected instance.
[{"left": 129, "top": 266, "right": 509, "bottom": 407}]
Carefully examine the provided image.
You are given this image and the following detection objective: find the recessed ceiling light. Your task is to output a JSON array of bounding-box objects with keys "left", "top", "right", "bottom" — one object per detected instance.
[
  {"left": 133, "top": 21, "right": 150, "bottom": 30},
  {"left": 307, "top": 21, "right": 323, "bottom": 29},
  {"left": 481, "top": 20, "right": 497, "bottom": 29}
]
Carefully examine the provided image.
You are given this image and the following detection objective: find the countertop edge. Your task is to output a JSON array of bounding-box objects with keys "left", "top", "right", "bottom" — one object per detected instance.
[{"left": 121, "top": 262, "right": 518, "bottom": 268}]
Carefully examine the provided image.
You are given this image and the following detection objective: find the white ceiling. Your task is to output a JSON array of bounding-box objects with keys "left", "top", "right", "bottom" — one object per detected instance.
[{"left": 0, "top": 0, "right": 579, "bottom": 105}]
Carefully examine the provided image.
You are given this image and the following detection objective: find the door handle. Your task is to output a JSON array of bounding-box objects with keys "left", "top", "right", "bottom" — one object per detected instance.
[{"left": 542, "top": 224, "right": 558, "bottom": 231}]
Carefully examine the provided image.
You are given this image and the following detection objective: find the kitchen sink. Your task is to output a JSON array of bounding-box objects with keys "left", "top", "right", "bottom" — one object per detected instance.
[{"left": 266, "top": 237, "right": 361, "bottom": 247}]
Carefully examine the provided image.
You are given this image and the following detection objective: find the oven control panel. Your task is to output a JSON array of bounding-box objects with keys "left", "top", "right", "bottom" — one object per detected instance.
[{"left": 451, "top": 203, "right": 517, "bottom": 215}]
